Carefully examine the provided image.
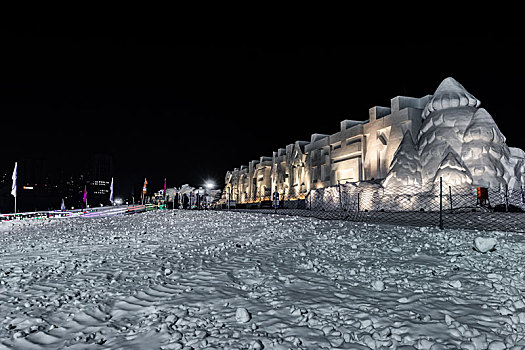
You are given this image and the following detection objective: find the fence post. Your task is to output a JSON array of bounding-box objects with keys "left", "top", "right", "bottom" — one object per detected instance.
[
  {"left": 449, "top": 185, "right": 452, "bottom": 210},
  {"left": 338, "top": 181, "right": 343, "bottom": 211},
  {"left": 439, "top": 177, "right": 444, "bottom": 229},
  {"left": 505, "top": 184, "right": 509, "bottom": 212},
  {"left": 357, "top": 192, "right": 360, "bottom": 212},
  {"left": 273, "top": 190, "right": 278, "bottom": 214}
]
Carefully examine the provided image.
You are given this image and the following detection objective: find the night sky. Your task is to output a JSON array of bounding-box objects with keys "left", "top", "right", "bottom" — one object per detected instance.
[{"left": 1, "top": 24, "right": 524, "bottom": 198}]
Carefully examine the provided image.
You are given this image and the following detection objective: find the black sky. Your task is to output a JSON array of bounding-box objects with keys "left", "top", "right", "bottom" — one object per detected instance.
[{"left": 1, "top": 23, "right": 524, "bottom": 198}]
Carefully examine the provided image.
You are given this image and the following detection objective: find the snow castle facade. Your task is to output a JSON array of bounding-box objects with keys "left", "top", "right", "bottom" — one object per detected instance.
[{"left": 223, "top": 78, "right": 525, "bottom": 203}]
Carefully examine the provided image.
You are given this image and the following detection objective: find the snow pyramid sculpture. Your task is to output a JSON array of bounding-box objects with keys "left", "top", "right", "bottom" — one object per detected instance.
[
  {"left": 421, "top": 77, "right": 480, "bottom": 119},
  {"left": 511, "top": 150, "right": 525, "bottom": 187},
  {"left": 461, "top": 108, "right": 511, "bottom": 188},
  {"left": 433, "top": 148, "right": 472, "bottom": 187},
  {"left": 417, "top": 78, "right": 480, "bottom": 185},
  {"left": 383, "top": 130, "right": 422, "bottom": 188},
  {"left": 385, "top": 77, "right": 525, "bottom": 190}
]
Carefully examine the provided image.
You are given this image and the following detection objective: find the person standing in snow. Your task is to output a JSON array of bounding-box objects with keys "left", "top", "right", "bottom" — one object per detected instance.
[
  {"left": 183, "top": 193, "right": 189, "bottom": 209},
  {"left": 174, "top": 193, "right": 180, "bottom": 209}
]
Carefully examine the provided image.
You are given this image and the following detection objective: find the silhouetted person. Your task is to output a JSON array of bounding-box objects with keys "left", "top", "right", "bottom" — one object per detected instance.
[
  {"left": 174, "top": 193, "right": 180, "bottom": 209},
  {"left": 183, "top": 193, "right": 189, "bottom": 209}
]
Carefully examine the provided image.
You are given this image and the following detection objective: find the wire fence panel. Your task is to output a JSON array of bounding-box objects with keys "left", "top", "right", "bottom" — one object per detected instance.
[
  {"left": 340, "top": 183, "right": 441, "bottom": 228},
  {"left": 216, "top": 180, "right": 525, "bottom": 233}
]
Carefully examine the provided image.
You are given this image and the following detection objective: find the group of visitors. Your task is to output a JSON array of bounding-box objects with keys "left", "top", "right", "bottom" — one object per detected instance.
[{"left": 170, "top": 193, "right": 207, "bottom": 209}]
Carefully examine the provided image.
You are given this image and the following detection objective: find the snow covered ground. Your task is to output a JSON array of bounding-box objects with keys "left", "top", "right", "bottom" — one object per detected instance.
[{"left": 1, "top": 211, "right": 525, "bottom": 349}]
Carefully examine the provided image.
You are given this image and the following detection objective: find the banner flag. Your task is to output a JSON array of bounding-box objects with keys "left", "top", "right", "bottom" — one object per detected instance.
[
  {"left": 142, "top": 178, "right": 148, "bottom": 194},
  {"left": 11, "top": 162, "right": 17, "bottom": 198},
  {"left": 110, "top": 177, "right": 114, "bottom": 204}
]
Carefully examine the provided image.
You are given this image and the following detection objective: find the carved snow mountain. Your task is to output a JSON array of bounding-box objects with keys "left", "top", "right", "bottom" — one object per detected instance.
[
  {"left": 422, "top": 77, "right": 480, "bottom": 119},
  {"left": 417, "top": 77, "right": 479, "bottom": 186},
  {"left": 385, "top": 77, "right": 524, "bottom": 189},
  {"left": 383, "top": 130, "right": 422, "bottom": 187},
  {"left": 461, "top": 108, "right": 516, "bottom": 188},
  {"left": 433, "top": 148, "right": 472, "bottom": 187}
]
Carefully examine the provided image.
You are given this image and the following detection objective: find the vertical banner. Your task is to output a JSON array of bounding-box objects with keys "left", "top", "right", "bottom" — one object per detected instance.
[
  {"left": 11, "top": 162, "right": 17, "bottom": 213},
  {"left": 83, "top": 185, "right": 88, "bottom": 208},
  {"left": 110, "top": 177, "right": 114, "bottom": 205},
  {"left": 142, "top": 178, "right": 148, "bottom": 204}
]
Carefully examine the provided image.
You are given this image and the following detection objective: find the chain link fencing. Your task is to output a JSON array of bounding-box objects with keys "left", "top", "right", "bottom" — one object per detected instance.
[{"left": 217, "top": 179, "right": 525, "bottom": 233}]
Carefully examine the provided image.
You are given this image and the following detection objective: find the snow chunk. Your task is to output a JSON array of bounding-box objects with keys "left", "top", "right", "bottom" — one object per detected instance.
[
  {"left": 487, "top": 340, "right": 506, "bottom": 350},
  {"left": 371, "top": 280, "right": 385, "bottom": 291},
  {"left": 448, "top": 280, "right": 462, "bottom": 289},
  {"left": 471, "top": 334, "right": 488, "bottom": 350},
  {"left": 251, "top": 339, "right": 264, "bottom": 349},
  {"left": 235, "top": 307, "right": 251, "bottom": 323},
  {"left": 473, "top": 237, "right": 497, "bottom": 253},
  {"left": 398, "top": 297, "right": 410, "bottom": 304},
  {"left": 170, "top": 331, "right": 183, "bottom": 341}
]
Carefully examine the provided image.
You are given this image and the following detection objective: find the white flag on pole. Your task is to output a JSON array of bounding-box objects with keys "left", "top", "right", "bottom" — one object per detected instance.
[
  {"left": 109, "top": 177, "right": 114, "bottom": 204},
  {"left": 11, "top": 162, "right": 17, "bottom": 198}
]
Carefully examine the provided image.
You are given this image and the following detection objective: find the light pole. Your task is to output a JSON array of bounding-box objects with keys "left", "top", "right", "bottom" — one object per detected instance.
[
  {"left": 198, "top": 187, "right": 205, "bottom": 209},
  {"left": 204, "top": 181, "right": 215, "bottom": 209}
]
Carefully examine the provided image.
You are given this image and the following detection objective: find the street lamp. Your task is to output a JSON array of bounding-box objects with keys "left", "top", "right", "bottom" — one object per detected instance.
[{"left": 203, "top": 181, "right": 216, "bottom": 209}]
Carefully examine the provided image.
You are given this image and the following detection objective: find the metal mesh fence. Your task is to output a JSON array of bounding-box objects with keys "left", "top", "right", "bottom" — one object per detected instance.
[{"left": 217, "top": 179, "right": 525, "bottom": 233}]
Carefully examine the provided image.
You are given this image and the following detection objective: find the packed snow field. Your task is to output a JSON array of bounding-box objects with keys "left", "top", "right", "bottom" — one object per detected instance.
[{"left": 1, "top": 211, "right": 525, "bottom": 349}]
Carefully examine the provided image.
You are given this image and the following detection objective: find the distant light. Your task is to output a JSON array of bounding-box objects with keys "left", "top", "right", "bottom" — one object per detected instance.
[
  {"left": 114, "top": 198, "right": 123, "bottom": 205},
  {"left": 204, "top": 182, "right": 215, "bottom": 189},
  {"left": 23, "top": 186, "right": 33, "bottom": 190}
]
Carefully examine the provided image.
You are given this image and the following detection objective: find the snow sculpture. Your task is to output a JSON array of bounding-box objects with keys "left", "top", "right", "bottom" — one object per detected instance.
[
  {"left": 433, "top": 148, "right": 473, "bottom": 187},
  {"left": 385, "top": 77, "right": 524, "bottom": 190},
  {"left": 512, "top": 149, "right": 525, "bottom": 187},
  {"left": 421, "top": 77, "right": 480, "bottom": 119},
  {"left": 461, "top": 108, "right": 513, "bottom": 188},
  {"left": 383, "top": 130, "right": 422, "bottom": 187},
  {"left": 417, "top": 78, "right": 479, "bottom": 186}
]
